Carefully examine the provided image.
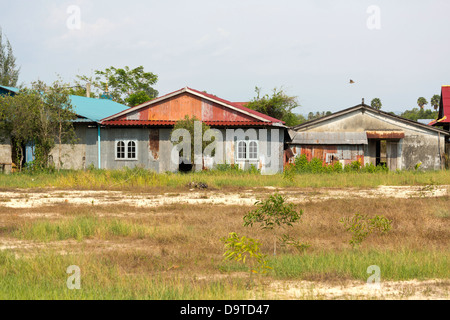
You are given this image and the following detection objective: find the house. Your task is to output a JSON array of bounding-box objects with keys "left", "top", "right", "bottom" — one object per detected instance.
[
  {"left": 288, "top": 101, "right": 449, "bottom": 170},
  {"left": 0, "top": 86, "right": 286, "bottom": 173},
  {"left": 0, "top": 85, "right": 130, "bottom": 171},
  {"left": 99, "top": 87, "right": 286, "bottom": 173}
]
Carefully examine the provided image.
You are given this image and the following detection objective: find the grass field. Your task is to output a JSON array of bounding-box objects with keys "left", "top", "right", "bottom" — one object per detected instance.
[
  {"left": 0, "top": 167, "right": 449, "bottom": 190},
  {"left": 0, "top": 169, "right": 449, "bottom": 299}
]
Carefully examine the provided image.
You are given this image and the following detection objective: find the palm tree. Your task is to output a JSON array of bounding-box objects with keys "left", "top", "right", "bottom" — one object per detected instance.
[
  {"left": 417, "top": 97, "right": 428, "bottom": 110},
  {"left": 430, "top": 94, "right": 440, "bottom": 111},
  {"left": 371, "top": 98, "right": 382, "bottom": 110}
]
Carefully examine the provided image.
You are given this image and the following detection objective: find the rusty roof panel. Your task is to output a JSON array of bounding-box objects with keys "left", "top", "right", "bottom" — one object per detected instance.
[
  {"left": 290, "top": 132, "right": 368, "bottom": 145},
  {"left": 366, "top": 131, "right": 405, "bottom": 139},
  {"left": 102, "top": 120, "right": 274, "bottom": 127}
]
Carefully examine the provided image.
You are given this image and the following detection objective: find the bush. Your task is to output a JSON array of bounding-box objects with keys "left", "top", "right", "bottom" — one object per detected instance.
[{"left": 286, "top": 154, "right": 389, "bottom": 176}]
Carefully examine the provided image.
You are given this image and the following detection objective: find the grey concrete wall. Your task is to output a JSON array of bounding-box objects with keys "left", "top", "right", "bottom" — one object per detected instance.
[
  {"left": 295, "top": 110, "right": 446, "bottom": 170},
  {"left": 49, "top": 125, "right": 87, "bottom": 170},
  {"left": 0, "top": 137, "right": 12, "bottom": 173},
  {"left": 55, "top": 125, "right": 285, "bottom": 173}
]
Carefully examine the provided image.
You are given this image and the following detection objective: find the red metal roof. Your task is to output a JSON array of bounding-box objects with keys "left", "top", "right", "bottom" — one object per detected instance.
[
  {"left": 438, "top": 86, "right": 450, "bottom": 124},
  {"left": 187, "top": 88, "right": 284, "bottom": 124},
  {"left": 103, "top": 120, "right": 275, "bottom": 127},
  {"left": 101, "top": 87, "right": 285, "bottom": 127}
]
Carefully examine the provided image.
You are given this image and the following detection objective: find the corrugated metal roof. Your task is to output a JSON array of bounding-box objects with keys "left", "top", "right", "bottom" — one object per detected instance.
[
  {"left": 69, "top": 95, "right": 129, "bottom": 122},
  {"left": 102, "top": 120, "right": 275, "bottom": 127},
  {"left": 0, "top": 86, "right": 129, "bottom": 122},
  {"left": 438, "top": 86, "right": 450, "bottom": 124},
  {"left": 0, "top": 85, "right": 19, "bottom": 93},
  {"left": 290, "top": 132, "right": 368, "bottom": 145},
  {"left": 102, "top": 87, "right": 285, "bottom": 126}
]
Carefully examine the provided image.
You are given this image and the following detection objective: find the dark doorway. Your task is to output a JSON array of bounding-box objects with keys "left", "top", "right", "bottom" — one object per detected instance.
[
  {"left": 179, "top": 159, "right": 193, "bottom": 173},
  {"left": 375, "top": 140, "right": 387, "bottom": 166}
]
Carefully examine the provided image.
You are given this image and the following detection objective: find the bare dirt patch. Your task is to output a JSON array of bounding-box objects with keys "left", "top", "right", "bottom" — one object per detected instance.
[
  {"left": 263, "top": 278, "right": 449, "bottom": 300},
  {"left": 0, "top": 185, "right": 447, "bottom": 209}
]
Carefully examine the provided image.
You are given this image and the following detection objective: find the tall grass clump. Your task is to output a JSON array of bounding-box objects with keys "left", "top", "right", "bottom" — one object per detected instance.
[
  {"left": 0, "top": 250, "right": 250, "bottom": 300},
  {"left": 270, "top": 248, "right": 449, "bottom": 281},
  {"left": 13, "top": 216, "right": 151, "bottom": 241}
]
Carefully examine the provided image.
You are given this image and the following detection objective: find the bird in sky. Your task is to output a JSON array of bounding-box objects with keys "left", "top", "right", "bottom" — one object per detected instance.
[{"left": 349, "top": 79, "right": 355, "bottom": 84}]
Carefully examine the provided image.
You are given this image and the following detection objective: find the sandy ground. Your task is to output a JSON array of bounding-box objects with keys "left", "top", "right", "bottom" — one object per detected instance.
[
  {"left": 263, "top": 278, "right": 449, "bottom": 300},
  {"left": 0, "top": 185, "right": 447, "bottom": 209}
]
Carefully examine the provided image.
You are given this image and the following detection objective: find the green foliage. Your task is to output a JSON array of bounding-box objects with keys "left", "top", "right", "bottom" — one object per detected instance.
[
  {"left": 430, "top": 94, "right": 441, "bottom": 111},
  {"left": 286, "top": 154, "right": 389, "bottom": 176},
  {"left": 0, "top": 79, "right": 77, "bottom": 170},
  {"left": 339, "top": 214, "right": 392, "bottom": 248},
  {"left": 371, "top": 98, "right": 382, "bottom": 110},
  {"left": 278, "top": 234, "right": 310, "bottom": 253},
  {"left": 77, "top": 66, "right": 158, "bottom": 106},
  {"left": 0, "top": 27, "right": 20, "bottom": 87},
  {"left": 417, "top": 97, "right": 428, "bottom": 109},
  {"left": 243, "top": 194, "right": 303, "bottom": 231},
  {"left": 399, "top": 107, "right": 438, "bottom": 121},
  {"left": 125, "top": 90, "right": 151, "bottom": 107},
  {"left": 171, "top": 115, "right": 213, "bottom": 166},
  {"left": 306, "top": 111, "right": 333, "bottom": 121},
  {"left": 221, "top": 232, "right": 271, "bottom": 274},
  {"left": 245, "top": 87, "right": 300, "bottom": 126},
  {"left": 243, "top": 194, "right": 304, "bottom": 255}
]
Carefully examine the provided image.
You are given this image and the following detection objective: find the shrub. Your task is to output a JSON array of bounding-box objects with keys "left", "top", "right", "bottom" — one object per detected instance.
[
  {"left": 339, "top": 213, "right": 392, "bottom": 248},
  {"left": 221, "top": 232, "right": 271, "bottom": 274},
  {"left": 243, "top": 193, "right": 304, "bottom": 255}
]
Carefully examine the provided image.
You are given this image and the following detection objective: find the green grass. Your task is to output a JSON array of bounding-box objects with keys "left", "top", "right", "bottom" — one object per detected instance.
[
  {"left": 0, "top": 250, "right": 250, "bottom": 300},
  {"left": 13, "top": 216, "right": 152, "bottom": 242},
  {"left": 269, "top": 249, "right": 450, "bottom": 281},
  {"left": 0, "top": 167, "right": 449, "bottom": 190}
]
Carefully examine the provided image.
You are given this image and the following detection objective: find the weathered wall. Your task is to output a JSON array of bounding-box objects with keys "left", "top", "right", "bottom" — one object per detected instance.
[
  {"left": 290, "top": 145, "right": 364, "bottom": 166},
  {"left": 77, "top": 126, "right": 285, "bottom": 173},
  {"left": 294, "top": 110, "right": 446, "bottom": 170},
  {"left": 49, "top": 125, "right": 87, "bottom": 170},
  {"left": 0, "top": 137, "right": 12, "bottom": 173}
]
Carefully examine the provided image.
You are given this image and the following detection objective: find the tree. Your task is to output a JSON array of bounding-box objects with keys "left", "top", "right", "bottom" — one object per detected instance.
[
  {"left": 0, "top": 28, "right": 20, "bottom": 87},
  {"left": 399, "top": 107, "right": 438, "bottom": 122},
  {"left": 0, "top": 80, "right": 77, "bottom": 170},
  {"left": 0, "top": 90, "right": 41, "bottom": 170},
  {"left": 430, "top": 94, "right": 440, "bottom": 111},
  {"left": 417, "top": 97, "right": 428, "bottom": 110},
  {"left": 77, "top": 66, "right": 158, "bottom": 106},
  {"left": 243, "top": 193, "right": 304, "bottom": 256},
  {"left": 245, "top": 87, "right": 300, "bottom": 126},
  {"left": 171, "top": 115, "right": 213, "bottom": 169},
  {"left": 371, "top": 98, "right": 382, "bottom": 110},
  {"left": 32, "top": 80, "right": 78, "bottom": 169}
]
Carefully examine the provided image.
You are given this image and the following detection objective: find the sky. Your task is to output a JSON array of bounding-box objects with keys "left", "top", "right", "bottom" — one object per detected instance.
[{"left": 1, "top": 0, "right": 450, "bottom": 115}]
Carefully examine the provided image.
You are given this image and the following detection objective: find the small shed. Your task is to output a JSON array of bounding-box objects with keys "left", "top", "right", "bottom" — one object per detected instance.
[{"left": 289, "top": 103, "right": 449, "bottom": 170}]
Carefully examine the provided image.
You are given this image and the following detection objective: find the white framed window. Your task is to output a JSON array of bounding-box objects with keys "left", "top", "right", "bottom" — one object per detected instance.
[
  {"left": 116, "top": 140, "right": 138, "bottom": 160},
  {"left": 236, "top": 140, "right": 259, "bottom": 161}
]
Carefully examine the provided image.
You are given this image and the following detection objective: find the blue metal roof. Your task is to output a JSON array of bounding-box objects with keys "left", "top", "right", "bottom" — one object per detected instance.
[
  {"left": 69, "top": 95, "right": 129, "bottom": 122},
  {"left": 0, "top": 86, "right": 129, "bottom": 122},
  {"left": 0, "top": 85, "right": 19, "bottom": 94}
]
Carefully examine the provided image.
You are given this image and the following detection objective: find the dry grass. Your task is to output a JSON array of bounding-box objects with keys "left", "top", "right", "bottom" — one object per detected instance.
[{"left": 0, "top": 188, "right": 448, "bottom": 299}]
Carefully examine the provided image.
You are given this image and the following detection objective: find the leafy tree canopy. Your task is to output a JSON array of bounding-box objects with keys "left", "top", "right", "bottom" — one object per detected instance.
[
  {"left": 0, "top": 27, "right": 20, "bottom": 87},
  {"left": 371, "top": 98, "right": 382, "bottom": 110},
  {"left": 417, "top": 97, "right": 428, "bottom": 109},
  {"left": 77, "top": 66, "right": 158, "bottom": 107},
  {"left": 399, "top": 107, "right": 438, "bottom": 121},
  {"left": 430, "top": 94, "right": 440, "bottom": 111},
  {"left": 245, "top": 87, "right": 301, "bottom": 127}
]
